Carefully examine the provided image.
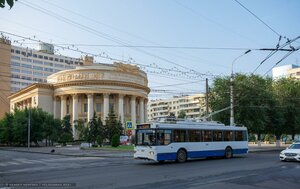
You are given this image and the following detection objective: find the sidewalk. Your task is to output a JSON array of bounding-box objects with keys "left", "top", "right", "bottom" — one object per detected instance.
[
  {"left": 0, "top": 145, "right": 133, "bottom": 158},
  {"left": 0, "top": 143, "right": 289, "bottom": 158}
]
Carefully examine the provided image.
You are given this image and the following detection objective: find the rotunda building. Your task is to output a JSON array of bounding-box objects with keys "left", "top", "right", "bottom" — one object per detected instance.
[{"left": 8, "top": 62, "right": 150, "bottom": 138}]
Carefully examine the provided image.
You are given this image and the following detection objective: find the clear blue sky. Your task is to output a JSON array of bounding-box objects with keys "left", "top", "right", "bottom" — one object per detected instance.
[{"left": 1, "top": 0, "right": 300, "bottom": 99}]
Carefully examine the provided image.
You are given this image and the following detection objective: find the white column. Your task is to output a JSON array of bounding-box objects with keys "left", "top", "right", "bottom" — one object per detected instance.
[
  {"left": 144, "top": 99, "right": 148, "bottom": 123},
  {"left": 72, "top": 94, "right": 78, "bottom": 139},
  {"left": 139, "top": 98, "right": 144, "bottom": 123},
  {"left": 131, "top": 95, "right": 136, "bottom": 128},
  {"left": 118, "top": 94, "right": 125, "bottom": 126},
  {"left": 87, "top": 94, "right": 94, "bottom": 122},
  {"left": 103, "top": 93, "right": 110, "bottom": 122},
  {"left": 53, "top": 97, "right": 57, "bottom": 118},
  {"left": 61, "top": 96, "right": 66, "bottom": 119}
]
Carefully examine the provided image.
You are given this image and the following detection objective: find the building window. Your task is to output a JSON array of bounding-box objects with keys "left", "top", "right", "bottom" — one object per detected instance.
[
  {"left": 49, "top": 57, "right": 53, "bottom": 61},
  {"left": 11, "top": 56, "right": 20, "bottom": 60},
  {"left": 33, "top": 60, "right": 43, "bottom": 65},
  {"left": 11, "top": 61, "right": 20, "bottom": 66},
  {"left": 11, "top": 68, "right": 20, "bottom": 73},
  {"left": 109, "top": 103, "right": 114, "bottom": 112},
  {"left": 96, "top": 103, "right": 101, "bottom": 112},
  {"left": 15, "top": 50, "right": 20, "bottom": 54},
  {"left": 84, "top": 103, "right": 88, "bottom": 113},
  {"left": 33, "top": 54, "right": 37, "bottom": 58},
  {"left": 11, "top": 49, "right": 14, "bottom": 53}
]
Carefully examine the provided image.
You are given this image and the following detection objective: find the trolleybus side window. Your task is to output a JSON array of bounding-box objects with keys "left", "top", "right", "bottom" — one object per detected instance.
[
  {"left": 173, "top": 130, "right": 187, "bottom": 142},
  {"left": 224, "top": 131, "right": 234, "bottom": 141},
  {"left": 213, "top": 130, "right": 223, "bottom": 141},
  {"left": 203, "top": 130, "right": 213, "bottom": 142},
  {"left": 235, "top": 131, "right": 247, "bottom": 141},
  {"left": 188, "top": 130, "right": 201, "bottom": 142},
  {"left": 156, "top": 130, "right": 172, "bottom": 145}
]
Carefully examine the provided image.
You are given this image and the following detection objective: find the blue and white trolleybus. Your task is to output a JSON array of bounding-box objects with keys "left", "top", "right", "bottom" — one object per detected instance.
[{"left": 134, "top": 118, "right": 248, "bottom": 163}]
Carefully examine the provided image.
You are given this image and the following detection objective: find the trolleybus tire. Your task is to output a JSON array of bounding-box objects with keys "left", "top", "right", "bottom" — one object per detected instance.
[
  {"left": 224, "top": 146, "right": 233, "bottom": 159},
  {"left": 176, "top": 149, "right": 187, "bottom": 163}
]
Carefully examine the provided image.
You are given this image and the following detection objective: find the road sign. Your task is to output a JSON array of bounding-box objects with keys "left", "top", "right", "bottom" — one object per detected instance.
[{"left": 126, "top": 121, "right": 133, "bottom": 130}]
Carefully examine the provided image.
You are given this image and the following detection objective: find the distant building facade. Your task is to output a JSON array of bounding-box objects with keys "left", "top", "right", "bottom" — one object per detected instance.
[
  {"left": 0, "top": 38, "right": 86, "bottom": 118},
  {"left": 8, "top": 63, "right": 150, "bottom": 138},
  {"left": 147, "top": 94, "right": 207, "bottom": 121},
  {"left": 272, "top": 64, "right": 299, "bottom": 79}
]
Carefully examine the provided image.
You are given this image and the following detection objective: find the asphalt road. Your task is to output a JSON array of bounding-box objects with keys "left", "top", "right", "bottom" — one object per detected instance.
[{"left": 0, "top": 150, "right": 299, "bottom": 189}]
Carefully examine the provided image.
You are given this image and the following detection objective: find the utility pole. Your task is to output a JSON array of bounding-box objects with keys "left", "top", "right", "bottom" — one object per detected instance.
[
  {"left": 205, "top": 78, "right": 209, "bottom": 120},
  {"left": 28, "top": 108, "right": 31, "bottom": 151}
]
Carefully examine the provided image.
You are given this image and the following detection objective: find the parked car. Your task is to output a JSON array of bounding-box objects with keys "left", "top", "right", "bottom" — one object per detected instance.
[{"left": 279, "top": 142, "right": 300, "bottom": 161}]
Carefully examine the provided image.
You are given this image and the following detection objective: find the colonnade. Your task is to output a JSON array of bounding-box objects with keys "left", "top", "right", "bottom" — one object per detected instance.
[{"left": 53, "top": 93, "right": 148, "bottom": 138}]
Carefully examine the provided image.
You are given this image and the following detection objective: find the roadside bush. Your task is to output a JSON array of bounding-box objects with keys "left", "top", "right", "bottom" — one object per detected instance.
[
  {"left": 96, "top": 136, "right": 103, "bottom": 147},
  {"left": 58, "top": 133, "right": 73, "bottom": 146},
  {"left": 111, "top": 134, "right": 119, "bottom": 147}
]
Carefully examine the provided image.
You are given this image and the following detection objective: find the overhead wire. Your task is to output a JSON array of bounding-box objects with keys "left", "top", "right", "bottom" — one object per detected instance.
[
  {"left": 234, "top": 0, "right": 282, "bottom": 37},
  {"left": 39, "top": 0, "right": 229, "bottom": 71},
  {"left": 252, "top": 36, "right": 300, "bottom": 73},
  {"left": 19, "top": 0, "right": 208, "bottom": 77}
]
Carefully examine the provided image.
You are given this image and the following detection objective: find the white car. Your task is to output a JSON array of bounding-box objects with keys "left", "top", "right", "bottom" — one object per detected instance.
[{"left": 279, "top": 142, "right": 300, "bottom": 161}]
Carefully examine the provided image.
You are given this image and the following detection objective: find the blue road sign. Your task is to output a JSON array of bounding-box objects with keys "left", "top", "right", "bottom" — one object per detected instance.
[{"left": 126, "top": 121, "right": 133, "bottom": 130}]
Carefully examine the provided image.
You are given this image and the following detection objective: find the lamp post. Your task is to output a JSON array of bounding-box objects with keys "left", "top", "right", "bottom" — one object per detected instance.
[
  {"left": 230, "top": 50, "right": 251, "bottom": 126},
  {"left": 28, "top": 108, "right": 31, "bottom": 151}
]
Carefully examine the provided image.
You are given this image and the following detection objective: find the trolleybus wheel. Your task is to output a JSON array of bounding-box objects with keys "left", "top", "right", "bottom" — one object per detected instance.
[
  {"left": 176, "top": 149, "right": 187, "bottom": 163},
  {"left": 225, "top": 147, "right": 233, "bottom": 159}
]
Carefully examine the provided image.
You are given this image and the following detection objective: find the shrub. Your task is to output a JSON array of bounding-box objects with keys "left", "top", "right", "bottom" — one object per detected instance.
[
  {"left": 111, "top": 134, "right": 119, "bottom": 147},
  {"left": 58, "top": 133, "right": 73, "bottom": 146}
]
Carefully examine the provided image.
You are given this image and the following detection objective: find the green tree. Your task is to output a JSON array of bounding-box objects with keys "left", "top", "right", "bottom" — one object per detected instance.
[
  {"left": 12, "top": 109, "right": 28, "bottom": 146},
  {"left": 208, "top": 76, "right": 231, "bottom": 124},
  {"left": 75, "top": 119, "right": 86, "bottom": 140},
  {"left": 59, "top": 115, "right": 73, "bottom": 145},
  {"left": 234, "top": 74, "right": 272, "bottom": 141},
  {"left": 273, "top": 78, "right": 300, "bottom": 140},
  {"left": 87, "top": 112, "right": 103, "bottom": 145},
  {"left": 209, "top": 74, "right": 273, "bottom": 141},
  {"left": 0, "top": 112, "right": 14, "bottom": 145},
  {"left": 177, "top": 110, "right": 186, "bottom": 119},
  {"left": 103, "top": 110, "right": 123, "bottom": 144}
]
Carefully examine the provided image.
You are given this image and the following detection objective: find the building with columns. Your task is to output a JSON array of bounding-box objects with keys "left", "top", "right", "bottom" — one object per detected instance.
[{"left": 8, "top": 62, "right": 150, "bottom": 138}]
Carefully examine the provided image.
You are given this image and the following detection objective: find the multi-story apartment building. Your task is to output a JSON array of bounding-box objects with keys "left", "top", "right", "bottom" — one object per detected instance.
[
  {"left": 0, "top": 38, "right": 91, "bottom": 118},
  {"left": 147, "top": 94, "right": 207, "bottom": 121}
]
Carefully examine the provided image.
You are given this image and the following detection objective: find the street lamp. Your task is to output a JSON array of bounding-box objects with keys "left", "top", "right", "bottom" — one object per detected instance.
[
  {"left": 230, "top": 50, "right": 251, "bottom": 126},
  {"left": 28, "top": 107, "right": 31, "bottom": 151}
]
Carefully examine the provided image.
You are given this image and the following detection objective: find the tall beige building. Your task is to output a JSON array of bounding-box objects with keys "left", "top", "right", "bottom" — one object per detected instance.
[
  {"left": 147, "top": 94, "right": 207, "bottom": 121},
  {"left": 0, "top": 38, "right": 87, "bottom": 118},
  {"left": 9, "top": 62, "right": 150, "bottom": 138}
]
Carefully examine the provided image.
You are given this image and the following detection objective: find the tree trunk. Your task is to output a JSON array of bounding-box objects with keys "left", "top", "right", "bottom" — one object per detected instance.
[
  {"left": 292, "top": 133, "right": 295, "bottom": 141},
  {"left": 257, "top": 132, "right": 261, "bottom": 147},
  {"left": 276, "top": 134, "right": 281, "bottom": 147}
]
